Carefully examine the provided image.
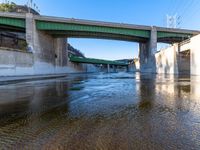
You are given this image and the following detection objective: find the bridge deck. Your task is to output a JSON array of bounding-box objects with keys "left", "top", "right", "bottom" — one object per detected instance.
[{"left": 0, "top": 12, "right": 199, "bottom": 43}]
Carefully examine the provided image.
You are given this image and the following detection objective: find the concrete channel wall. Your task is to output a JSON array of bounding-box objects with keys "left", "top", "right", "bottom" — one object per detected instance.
[
  {"left": 154, "top": 33, "right": 200, "bottom": 75},
  {"left": 0, "top": 49, "right": 34, "bottom": 76},
  {"left": 0, "top": 48, "right": 82, "bottom": 76},
  {"left": 155, "top": 45, "right": 179, "bottom": 74},
  {"left": 190, "top": 34, "right": 200, "bottom": 75}
]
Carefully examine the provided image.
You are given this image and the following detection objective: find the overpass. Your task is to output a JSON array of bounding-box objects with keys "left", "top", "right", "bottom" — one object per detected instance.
[
  {"left": 0, "top": 12, "right": 198, "bottom": 43},
  {"left": 69, "top": 55, "right": 128, "bottom": 66},
  {"left": 0, "top": 12, "right": 199, "bottom": 75},
  {"left": 69, "top": 55, "right": 129, "bottom": 72}
]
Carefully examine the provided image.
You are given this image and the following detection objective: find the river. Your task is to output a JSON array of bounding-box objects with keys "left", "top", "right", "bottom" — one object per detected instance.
[{"left": 0, "top": 72, "right": 200, "bottom": 150}]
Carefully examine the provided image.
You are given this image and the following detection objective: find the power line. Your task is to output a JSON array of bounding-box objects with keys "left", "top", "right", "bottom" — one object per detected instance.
[
  {"left": 166, "top": 0, "right": 185, "bottom": 28},
  {"left": 181, "top": 0, "right": 200, "bottom": 28},
  {"left": 26, "top": 0, "right": 40, "bottom": 13},
  {"left": 168, "top": 0, "right": 179, "bottom": 15},
  {"left": 166, "top": 14, "right": 180, "bottom": 28},
  {"left": 167, "top": 0, "right": 176, "bottom": 15},
  {"left": 171, "top": 0, "right": 183, "bottom": 16},
  {"left": 175, "top": 0, "right": 195, "bottom": 28},
  {"left": 178, "top": 0, "right": 195, "bottom": 25},
  {"left": 166, "top": 0, "right": 197, "bottom": 29},
  {"left": 179, "top": 0, "right": 195, "bottom": 17}
]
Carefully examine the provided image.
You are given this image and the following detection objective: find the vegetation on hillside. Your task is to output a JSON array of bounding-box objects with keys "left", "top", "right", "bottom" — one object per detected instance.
[{"left": 0, "top": 2, "right": 16, "bottom": 12}]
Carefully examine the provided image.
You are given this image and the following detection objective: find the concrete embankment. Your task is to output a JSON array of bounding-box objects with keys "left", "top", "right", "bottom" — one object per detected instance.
[{"left": 0, "top": 74, "right": 68, "bottom": 85}]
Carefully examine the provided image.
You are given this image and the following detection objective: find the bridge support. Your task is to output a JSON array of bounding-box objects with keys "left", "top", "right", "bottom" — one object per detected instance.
[
  {"left": 126, "top": 66, "right": 129, "bottom": 72},
  {"left": 26, "top": 13, "right": 35, "bottom": 53},
  {"left": 25, "top": 13, "right": 76, "bottom": 75},
  {"left": 54, "top": 38, "right": 68, "bottom": 68},
  {"left": 139, "top": 27, "right": 157, "bottom": 73},
  {"left": 107, "top": 64, "right": 110, "bottom": 73},
  {"left": 113, "top": 65, "right": 115, "bottom": 72}
]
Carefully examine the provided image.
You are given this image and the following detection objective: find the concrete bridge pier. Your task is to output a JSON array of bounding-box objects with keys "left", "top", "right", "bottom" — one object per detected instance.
[
  {"left": 25, "top": 13, "right": 74, "bottom": 75},
  {"left": 54, "top": 38, "right": 68, "bottom": 72},
  {"left": 107, "top": 64, "right": 110, "bottom": 73},
  {"left": 126, "top": 66, "right": 129, "bottom": 72},
  {"left": 113, "top": 65, "right": 116, "bottom": 72},
  {"left": 139, "top": 27, "right": 157, "bottom": 73}
]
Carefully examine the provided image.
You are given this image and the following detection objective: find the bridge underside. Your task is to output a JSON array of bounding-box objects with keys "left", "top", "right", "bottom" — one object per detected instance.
[
  {"left": 158, "top": 37, "right": 190, "bottom": 44},
  {"left": 0, "top": 25, "right": 25, "bottom": 32},
  {"left": 0, "top": 26, "right": 191, "bottom": 44},
  {"left": 41, "top": 30, "right": 193, "bottom": 44},
  {"left": 46, "top": 31, "right": 148, "bottom": 43}
]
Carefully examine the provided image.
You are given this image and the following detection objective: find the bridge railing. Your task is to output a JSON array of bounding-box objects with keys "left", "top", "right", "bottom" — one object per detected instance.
[{"left": 179, "top": 38, "right": 191, "bottom": 46}]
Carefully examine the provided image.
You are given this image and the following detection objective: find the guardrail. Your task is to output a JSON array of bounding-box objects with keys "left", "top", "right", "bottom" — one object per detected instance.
[{"left": 179, "top": 38, "right": 191, "bottom": 46}]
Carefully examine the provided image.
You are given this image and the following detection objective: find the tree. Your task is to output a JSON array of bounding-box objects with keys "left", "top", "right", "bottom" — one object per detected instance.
[{"left": 0, "top": 2, "right": 16, "bottom": 12}]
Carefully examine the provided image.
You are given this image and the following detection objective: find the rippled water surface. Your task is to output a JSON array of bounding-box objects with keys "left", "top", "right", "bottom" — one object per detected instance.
[{"left": 0, "top": 72, "right": 200, "bottom": 150}]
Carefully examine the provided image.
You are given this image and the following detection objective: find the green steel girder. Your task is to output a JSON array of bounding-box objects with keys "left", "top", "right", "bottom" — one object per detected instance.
[
  {"left": 0, "top": 16, "right": 195, "bottom": 44},
  {"left": 36, "top": 20, "right": 150, "bottom": 39},
  {"left": 0, "top": 17, "right": 25, "bottom": 28},
  {"left": 69, "top": 56, "right": 128, "bottom": 66},
  {"left": 48, "top": 30, "right": 148, "bottom": 42},
  {"left": 36, "top": 21, "right": 194, "bottom": 43}
]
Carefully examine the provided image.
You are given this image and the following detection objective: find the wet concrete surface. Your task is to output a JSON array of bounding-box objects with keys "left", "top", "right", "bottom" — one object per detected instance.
[{"left": 0, "top": 72, "right": 200, "bottom": 150}]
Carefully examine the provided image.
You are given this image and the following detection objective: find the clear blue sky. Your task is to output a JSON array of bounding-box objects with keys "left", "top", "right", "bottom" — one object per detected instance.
[{"left": 4, "top": 0, "right": 200, "bottom": 60}]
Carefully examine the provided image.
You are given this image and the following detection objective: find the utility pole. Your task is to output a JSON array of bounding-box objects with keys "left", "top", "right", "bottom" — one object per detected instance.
[
  {"left": 27, "top": 0, "right": 30, "bottom": 13},
  {"left": 27, "top": 0, "right": 33, "bottom": 13},
  {"left": 27, "top": 0, "right": 39, "bottom": 14},
  {"left": 166, "top": 14, "right": 181, "bottom": 28}
]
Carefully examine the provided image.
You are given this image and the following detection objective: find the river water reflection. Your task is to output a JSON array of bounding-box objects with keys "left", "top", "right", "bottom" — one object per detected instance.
[{"left": 0, "top": 72, "right": 200, "bottom": 150}]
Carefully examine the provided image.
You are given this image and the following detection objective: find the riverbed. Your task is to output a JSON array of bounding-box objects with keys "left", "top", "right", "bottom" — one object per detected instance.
[{"left": 0, "top": 72, "right": 200, "bottom": 150}]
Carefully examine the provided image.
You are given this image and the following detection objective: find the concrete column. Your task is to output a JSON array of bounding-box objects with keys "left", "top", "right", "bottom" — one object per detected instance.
[
  {"left": 113, "top": 65, "right": 116, "bottom": 72},
  {"left": 115, "top": 65, "right": 118, "bottom": 72},
  {"left": 26, "top": 13, "right": 55, "bottom": 61},
  {"left": 26, "top": 13, "right": 35, "bottom": 53},
  {"left": 148, "top": 26, "right": 157, "bottom": 73},
  {"left": 25, "top": 13, "right": 69, "bottom": 75},
  {"left": 126, "top": 66, "right": 129, "bottom": 72},
  {"left": 139, "top": 42, "right": 149, "bottom": 71},
  {"left": 107, "top": 64, "right": 110, "bottom": 73},
  {"left": 149, "top": 26, "right": 157, "bottom": 56},
  {"left": 54, "top": 38, "right": 67, "bottom": 67},
  {"left": 139, "top": 27, "right": 157, "bottom": 73}
]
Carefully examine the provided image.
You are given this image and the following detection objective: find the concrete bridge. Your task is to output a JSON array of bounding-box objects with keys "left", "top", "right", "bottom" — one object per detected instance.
[
  {"left": 69, "top": 55, "right": 129, "bottom": 73},
  {"left": 0, "top": 12, "right": 199, "bottom": 76},
  {"left": 69, "top": 55, "right": 128, "bottom": 66}
]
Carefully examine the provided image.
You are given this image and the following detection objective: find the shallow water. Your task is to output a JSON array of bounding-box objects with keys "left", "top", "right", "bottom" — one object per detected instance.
[{"left": 0, "top": 72, "right": 200, "bottom": 150}]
